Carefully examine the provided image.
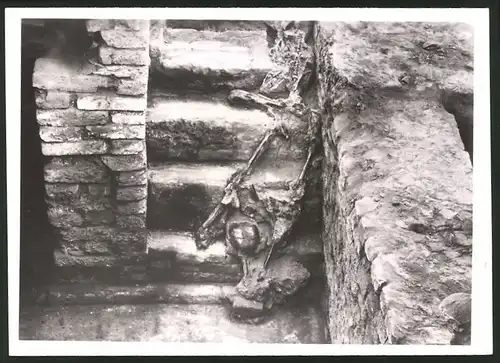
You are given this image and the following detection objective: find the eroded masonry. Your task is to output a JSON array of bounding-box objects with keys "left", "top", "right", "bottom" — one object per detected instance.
[{"left": 24, "top": 19, "right": 472, "bottom": 344}]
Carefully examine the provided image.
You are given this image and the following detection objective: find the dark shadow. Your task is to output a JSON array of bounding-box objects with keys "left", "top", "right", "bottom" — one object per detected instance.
[
  {"left": 20, "top": 20, "right": 57, "bottom": 307},
  {"left": 440, "top": 90, "right": 473, "bottom": 164},
  {"left": 20, "top": 19, "right": 93, "bottom": 307},
  {"left": 147, "top": 182, "right": 213, "bottom": 231}
]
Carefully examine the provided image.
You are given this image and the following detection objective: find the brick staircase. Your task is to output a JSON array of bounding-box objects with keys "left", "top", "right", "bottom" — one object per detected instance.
[{"left": 21, "top": 21, "right": 327, "bottom": 343}]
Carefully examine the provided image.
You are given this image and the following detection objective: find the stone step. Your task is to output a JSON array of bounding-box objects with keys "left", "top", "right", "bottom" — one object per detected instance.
[
  {"left": 147, "top": 160, "right": 321, "bottom": 231},
  {"left": 50, "top": 231, "right": 323, "bottom": 286},
  {"left": 52, "top": 250, "right": 152, "bottom": 286},
  {"left": 20, "top": 302, "right": 327, "bottom": 343},
  {"left": 41, "top": 282, "right": 235, "bottom": 306},
  {"left": 36, "top": 278, "right": 324, "bottom": 307},
  {"left": 150, "top": 28, "right": 280, "bottom": 92},
  {"left": 147, "top": 231, "right": 324, "bottom": 283},
  {"left": 166, "top": 20, "right": 268, "bottom": 32},
  {"left": 146, "top": 96, "right": 307, "bottom": 162}
]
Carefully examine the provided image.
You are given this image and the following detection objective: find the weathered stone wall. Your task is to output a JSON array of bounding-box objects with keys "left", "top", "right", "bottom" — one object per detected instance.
[
  {"left": 33, "top": 19, "right": 151, "bottom": 282},
  {"left": 316, "top": 22, "right": 473, "bottom": 344}
]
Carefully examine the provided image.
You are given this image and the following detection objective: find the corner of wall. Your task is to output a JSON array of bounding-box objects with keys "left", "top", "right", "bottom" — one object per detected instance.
[{"left": 33, "top": 19, "right": 152, "bottom": 284}]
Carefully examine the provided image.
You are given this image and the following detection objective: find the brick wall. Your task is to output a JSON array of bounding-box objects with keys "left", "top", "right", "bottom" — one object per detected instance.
[
  {"left": 315, "top": 22, "right": 473, "bottom": 344},
  {"left": 33, "top": 19, "right": 151, "bottom": 283}
]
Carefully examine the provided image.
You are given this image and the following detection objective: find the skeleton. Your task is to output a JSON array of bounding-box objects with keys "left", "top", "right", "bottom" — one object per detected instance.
[
  {"left": 195, "top": 19, "right": 320, "bottom": 287},
  {"left": 262, "top": 109, "right": 320, "bottom": 271},
  {"left": 194, "top": 125, "right": 290, "bottom": 279},
  {"left": 225, "top": 185, "right": 274, "bottom": 279},
  {"left": 194, "top": 125, "right": 290, "bottom": 251},
  {"left": 263, "top": 21, "right": 316, "bottom": 105},
  {"left": 194, "top": 109, "right": 319, "bottom": 280}
]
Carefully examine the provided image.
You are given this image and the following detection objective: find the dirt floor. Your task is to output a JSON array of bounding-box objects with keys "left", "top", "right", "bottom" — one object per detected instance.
[{"left": 19, "top": 302, "right": 327, "bottom": 343}]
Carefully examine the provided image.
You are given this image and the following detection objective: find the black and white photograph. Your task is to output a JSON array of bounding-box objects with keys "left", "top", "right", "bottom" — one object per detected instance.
[{"left": 6, "top": 7, "right": 493, "bottom": 356}]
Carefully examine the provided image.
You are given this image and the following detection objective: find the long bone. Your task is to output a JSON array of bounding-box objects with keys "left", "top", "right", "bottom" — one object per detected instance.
[
  {"left": 260, "top": 144, "right": 314, "bottom": 273},
  {"left": 261, "top": 109, "right": 321, "bottom": 273},
  {"left": 194, "top": 125, "right": 290, "bottom": 250},
  {"left": 227, "top": 89, "right": 286, "bottom": 120}
]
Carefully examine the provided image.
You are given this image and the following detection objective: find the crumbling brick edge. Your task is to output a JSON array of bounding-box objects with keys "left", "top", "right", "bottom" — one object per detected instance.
[{"left": 33, "top": 19, "right": 152, "bottom": 283}]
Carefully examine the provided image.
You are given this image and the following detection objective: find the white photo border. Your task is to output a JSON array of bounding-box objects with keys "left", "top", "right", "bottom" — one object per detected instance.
[{"left": 6, "top": 7, "right": 492, "bottom": 356}]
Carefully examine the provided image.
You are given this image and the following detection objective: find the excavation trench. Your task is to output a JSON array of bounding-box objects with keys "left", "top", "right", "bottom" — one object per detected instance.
[{"left": 19, "top": 19, "right": 472, "bottom": 344}]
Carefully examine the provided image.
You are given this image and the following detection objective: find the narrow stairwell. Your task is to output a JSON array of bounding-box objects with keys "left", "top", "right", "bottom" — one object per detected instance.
[
  {"left": 21, "top": 20, "right": 327, "bottom": 343},
  {"left": 144, "top": 21, "right": 326, "bottom": 342}
]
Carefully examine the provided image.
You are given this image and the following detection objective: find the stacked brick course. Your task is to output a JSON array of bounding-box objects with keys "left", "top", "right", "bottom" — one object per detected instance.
[{"left": 33, "top": 19, "right": 151, "bottom": 282}]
